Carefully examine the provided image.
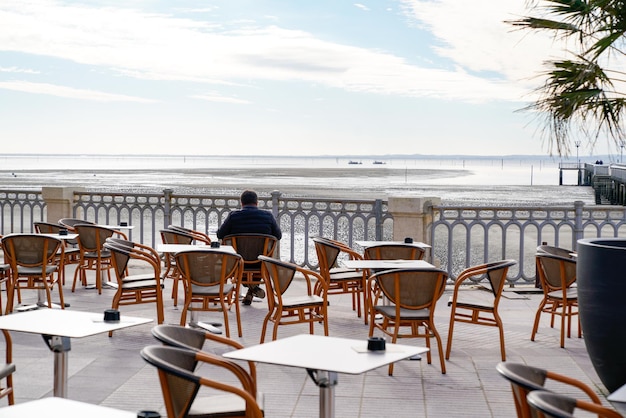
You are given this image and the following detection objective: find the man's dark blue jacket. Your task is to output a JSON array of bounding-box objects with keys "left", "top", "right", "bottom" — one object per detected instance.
[{"left": 216, "top": 206, "right": 282, "bottom": 240}]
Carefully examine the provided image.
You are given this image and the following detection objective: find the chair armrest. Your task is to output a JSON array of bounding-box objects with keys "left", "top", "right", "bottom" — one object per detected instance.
[
  {"left": 451, "top": 263, "right": 489, "bottom": 294},
  {"left": 113, "top": 230, "right": 128, "bottom": 240},
  {"left": 195, "top": 351, "right": 258, "bottom": 400},
  {"left": 297, "top": 266, "right": 326, "bottom": 295},
  {"left": 196, "top": 374, "right": 263, "bottom": 418},
  {"left": 342, "top": 247, "right": 363, "bottom": 260},
  {"left": 546, "top": 370, "right": 602, "bottom": 404},
  {"left": 1, "top": 330, "right": 11, "bottom": 364}
]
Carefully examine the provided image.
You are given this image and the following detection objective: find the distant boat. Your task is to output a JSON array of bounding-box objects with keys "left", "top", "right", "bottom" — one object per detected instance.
[
  {"left": 373, "top": 160, "right": 385, "bottom": 165},
  {"left": 348, "top": 160, "right": 362, "bottom": 165}
]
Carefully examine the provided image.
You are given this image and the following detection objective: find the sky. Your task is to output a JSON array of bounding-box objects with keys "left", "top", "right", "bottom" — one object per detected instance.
[{"left": 0, "top": 0, "right": 614, "bottom": 157}]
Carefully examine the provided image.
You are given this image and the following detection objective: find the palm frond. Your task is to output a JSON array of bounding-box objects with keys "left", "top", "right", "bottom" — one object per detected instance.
[{"left": 513, "top": 0, "right": 626, "bottom": 154}]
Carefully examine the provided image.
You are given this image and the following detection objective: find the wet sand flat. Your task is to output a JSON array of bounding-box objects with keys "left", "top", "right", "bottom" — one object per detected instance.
[{"left": 0, "top": 166, "right": 596, "bottom": 205}]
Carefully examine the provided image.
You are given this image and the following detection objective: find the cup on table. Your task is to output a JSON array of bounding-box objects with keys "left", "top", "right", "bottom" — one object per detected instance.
[
  {"left": 404, "top": 237, "right": 413, "bottom": 243},
  {"left": 210, "top": 241, "right": 220, "bottom": 248},
  {"left": 120, "top": 221, "right": 128, "bottom": 227},
  {"left": 59, "top": 229, "right": 68, "bottom": 236}
]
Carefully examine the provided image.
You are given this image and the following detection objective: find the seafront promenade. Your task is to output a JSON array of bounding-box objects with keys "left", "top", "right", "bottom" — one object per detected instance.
[{"left": 2, "top": 262, "right": 612, "bottom": 417}]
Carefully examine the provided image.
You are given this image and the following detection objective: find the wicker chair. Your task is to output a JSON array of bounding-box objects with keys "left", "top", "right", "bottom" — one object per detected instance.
[
  {"left": 363, "top": 243, "right": 426, "bottom": 261},
  {"left": 0, "top": 329, "right": 15, "bottom": 405},
  {"left": 151, "top": 324, "right": 259, "bottom": 388},
  {"left": 33, "top": 221, "right": 81, "bottom": 285},
  {"left": 367, "top": 267, "right": 448, "bottom": 375},
  {"left": 104, "top": 238, "right": 165, "bottom": 334},
  {"left": 221, "top": 233, "right": 278, "bottom": 296},
  {"left": 527, "top": 390, "right": 622, "bottom": 418},
  {"left": 167, "top": 225, "right": 211, "bottom": 245},
  {"left": 446, "top": 259, "right": 517, "bottom": 361},
  {"left": 312, "top": 237, "right": 366, "bottom": 321},
  {"left": 258, "top": 255, "right": 328, "bottom": 343},
  {"left": 175, "top": 250, "right": 244, "bottom": 338},
  {"left": 0, "top": 262, "right": 10, "bottom": 315},
  {"left": 159, "top": 228, "right": 202, "bottom": 307},
  {"left": 1, "top": 234, "right": 65, "bottom": 313},
  {"left": 532, "top": 253, "right": 580, "bottom": 348},
  {"left": 496, "top": 362, "right": 604, "bottom": 418},
  {"left": 141, "top": 345, "right": 263, "bottom": 418}
]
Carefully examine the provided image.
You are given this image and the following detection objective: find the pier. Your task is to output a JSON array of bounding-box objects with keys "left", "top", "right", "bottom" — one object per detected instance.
[
  {"left": 560, "top": 162, "right": 626, "bottom": 204},
  {"left": 558, "top": 162, "right": 586, "bottom": 186}
]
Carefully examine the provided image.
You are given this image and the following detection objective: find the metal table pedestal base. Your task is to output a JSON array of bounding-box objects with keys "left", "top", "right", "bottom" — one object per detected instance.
[
  {"left": 307, "top": 369, "right": 338, "bottom": 418},
  {"left": 42, "top": 334, "right": 71, "bottom": 398}
]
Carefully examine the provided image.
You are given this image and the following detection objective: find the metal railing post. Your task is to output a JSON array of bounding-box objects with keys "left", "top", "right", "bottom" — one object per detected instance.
[
  {"left": 574, "top": 200, "right": 584, "bottom": 250},
  {"left": 271, "top": 190, "right": 281, "bottom": 219},
  {"left": 374, "top": 199, "right": 383, "bottom": 240},
  {"left": 163, "top": 189, "right": 173, "bottom": 229}
]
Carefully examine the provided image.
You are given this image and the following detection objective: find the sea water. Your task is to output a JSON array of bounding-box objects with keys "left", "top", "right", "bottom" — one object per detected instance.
[{"left": 0, "top": 154, "right": 595, "bottom": 206}]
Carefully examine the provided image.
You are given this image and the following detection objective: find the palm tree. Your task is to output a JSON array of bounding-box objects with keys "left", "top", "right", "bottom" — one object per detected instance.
[{"left": 511, "top": 0, "right": 626, "bottom": 156}]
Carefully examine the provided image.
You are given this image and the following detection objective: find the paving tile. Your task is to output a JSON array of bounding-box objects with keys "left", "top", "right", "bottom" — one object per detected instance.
[{"left": 0, "top": 261, "right": 614, "bottom": 417}]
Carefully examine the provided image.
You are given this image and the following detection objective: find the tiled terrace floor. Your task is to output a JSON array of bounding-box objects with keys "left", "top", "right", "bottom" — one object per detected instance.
[{"left": 0, "top": 263, "right": 612, "bottom": 417}]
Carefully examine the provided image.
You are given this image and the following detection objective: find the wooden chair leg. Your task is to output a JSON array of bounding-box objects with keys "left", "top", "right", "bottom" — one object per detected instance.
[{"left": 530, "top": 299, "right": 547, "bottom": 341}]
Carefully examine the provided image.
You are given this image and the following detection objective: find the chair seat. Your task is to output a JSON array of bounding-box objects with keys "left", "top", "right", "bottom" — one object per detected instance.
[
  {"left": 16, "top": 265, "right": 57, "bottom": 275},
  {"left": 0, "top": 363, "right": 15, "bottom": 380},
  {"left": 189, "top": 391, "right": 264, "bottom": 418},
  {"left": 84, "top": 250, "right": 112, "bottom": 259},
  {"left": 547, "top": 288, "right": 578, "bottom": 300},
  {"left": 122, "top": 273, "right": 164, "bottom": 283},
  {"left": 120, "top": 279, "right": 163, "bottom": 290},
  {"left": 328, "top": 270, "right": 362, "bottom": 281},
  {"left": 61, "top": 247, "right": 80, "bottom": 254},
  {"left": 191, "top": 283, "right": 235, "bottom": 296},
  {"left": 455, "top": 290, "right": 496, "bottom": 310},
  {"left": 375, "top": 305, "right": 430, "bottom": 320},
  {"left": 282, "top": 294, "right": 324, "bottom": 308}
]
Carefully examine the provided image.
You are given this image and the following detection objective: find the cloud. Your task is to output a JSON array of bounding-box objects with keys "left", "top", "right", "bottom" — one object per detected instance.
[
  {"left": 190, "top": 93, "right": 251, "bottom": 104},
  {"left": 354, "top": 4, "right": 370, "bottom": 12},
  {"left": 0, "top": 0, "right": 541, "bottom": 104},
  {"left": 0, "top": 80, "right": 157, "bottom": 102},
  {"left": 398, "top": 0, "right": 568, "bottom": 82},
  {"left": 0, "top": 66, "right": 40, "bottom": 74}
]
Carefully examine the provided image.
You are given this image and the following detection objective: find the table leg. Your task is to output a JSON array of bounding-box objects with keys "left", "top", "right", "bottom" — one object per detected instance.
[
  {"left": 42, "top": 335, "right": 71, "bottom": 398},
  {"left": 85, "top": 267, "right": 118, "bottom": 290},
  {"left": 306, "top": 369, "right": 337, "bottom": 418},
  {"left": 188, "top": 305, "right": 222, "bottom": 334},
  {"left": 16, "top": 288, "right": 63, "bottom": 311}
]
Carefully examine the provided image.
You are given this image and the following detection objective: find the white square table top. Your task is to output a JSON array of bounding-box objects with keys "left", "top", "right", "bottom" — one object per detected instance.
[
  {"left": 98, "top": 224, "right": 136, "bottom": 230},
  {"left": 0, "top": 309, "right": 152, "bottom": 338},
  {"left": 224, "top": 334, "right": 428, "bottom": 375},
  {"left": 156, "top": 243, "right": 236, "bottom": 254},
  {"left": 341, "top": 259, "right": 436, "bottom": 270},
  {"left": 0, "top": 397, "right": 136, "bottom": 417},
  {"left": 355, "top": 240, "right": 431, "bottom": 249},
  {"left": 37, "top": 232, "right": 79, "bottom": 240}
]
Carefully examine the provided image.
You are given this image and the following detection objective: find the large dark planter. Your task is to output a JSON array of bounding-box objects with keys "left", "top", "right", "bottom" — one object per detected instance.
[{"left": 577, "top": 238, "right": 626, "bottom": 393}]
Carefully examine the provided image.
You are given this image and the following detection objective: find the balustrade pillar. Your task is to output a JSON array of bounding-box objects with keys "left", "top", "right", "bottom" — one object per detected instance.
[
  {"left": 388, "top": 196, "right": 440, "bottom": 256},
  {"left": 42, "top": 187, "right": 83, "bottom": 223}
]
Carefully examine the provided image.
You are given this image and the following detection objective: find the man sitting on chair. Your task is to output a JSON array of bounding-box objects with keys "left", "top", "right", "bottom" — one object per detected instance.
[{"left": 217, "top": 190, "right": 282, "bottom": 305}]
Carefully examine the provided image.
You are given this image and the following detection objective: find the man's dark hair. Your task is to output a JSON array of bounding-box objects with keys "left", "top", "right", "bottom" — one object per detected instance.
[{"left": 240, "top": 190, "right": 258, "bottom": 206}]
